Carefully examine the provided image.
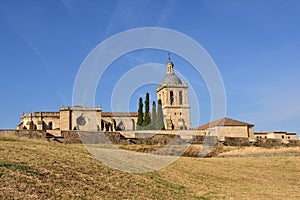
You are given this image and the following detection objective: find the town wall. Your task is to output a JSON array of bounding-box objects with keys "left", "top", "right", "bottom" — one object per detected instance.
[{"left": 0, "top": 130, "right": 299, "bottom": 148}]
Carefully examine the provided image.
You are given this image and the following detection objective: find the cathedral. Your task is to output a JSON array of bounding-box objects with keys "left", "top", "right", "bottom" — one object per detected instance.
[
  {"left": 14, "top": 57, "right": 299, "bottom": 143},
  {"left": 17, "top": 58, "right": 191, "bottom": 132}
]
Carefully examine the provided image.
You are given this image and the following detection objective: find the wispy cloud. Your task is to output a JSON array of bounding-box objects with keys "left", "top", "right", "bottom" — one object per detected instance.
[{"left": 234, "top": 81, "right": 300, "bottom": 133}]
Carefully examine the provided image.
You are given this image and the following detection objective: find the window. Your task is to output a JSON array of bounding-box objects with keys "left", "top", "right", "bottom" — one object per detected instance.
[
  {"left": 48, "top": 122, "right": 53, "bottom": 130},
  {"left": 179, "top": 91, "right": 183, "bottom": 105},
  {"left": 282, "top": 135, "right": 284, "bottom": 139},
  {"left": 170, "top": 91, "right": 174, "bottom": 105}
]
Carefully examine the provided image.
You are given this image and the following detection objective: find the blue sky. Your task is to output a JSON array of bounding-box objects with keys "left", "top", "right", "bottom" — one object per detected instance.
[{"left": 0, "top": 0, "right": 300, "bottom": 135}]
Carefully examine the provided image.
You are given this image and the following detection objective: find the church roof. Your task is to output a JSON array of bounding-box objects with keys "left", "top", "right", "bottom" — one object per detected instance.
[
  {"left": 196, "top": 117, "right": 253, "bottom": 130},
  {"left": 102, "top": 112, "right": 138, "bottom": 117},
  {"left": 161, "top": 74, "right": 182, "bottom": 84}
]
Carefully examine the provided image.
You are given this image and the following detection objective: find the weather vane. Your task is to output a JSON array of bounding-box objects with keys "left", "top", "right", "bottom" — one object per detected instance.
[{"left": 168, "top": 52, "right": 171, "bottom": 61}]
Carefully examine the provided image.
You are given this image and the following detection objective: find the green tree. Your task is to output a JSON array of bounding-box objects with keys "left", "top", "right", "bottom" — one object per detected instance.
[
  {"left": 137, "top": 97, "right": 143, "bottom": 126},
  {"left": 143, "top": 93, "right": 151, "bottom": 126},
  {"left": 156, "top": 99, "right": 165, "bottom": 130},
  {"left": 151, "top": 101, "right": 156, "bottom": 130}
]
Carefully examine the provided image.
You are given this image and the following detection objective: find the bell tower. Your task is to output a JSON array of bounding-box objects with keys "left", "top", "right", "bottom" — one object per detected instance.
[{"left": 156, "top": 56, "right": 191, "bottom": 130}]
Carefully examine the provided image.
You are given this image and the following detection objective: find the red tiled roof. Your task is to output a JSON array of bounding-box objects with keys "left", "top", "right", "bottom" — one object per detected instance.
[
  {"left": 196, "top": 117, "right": 253, "bottom": 130},
  {"left": 101, "top": 112, "right": 138, "bottom": 117}
]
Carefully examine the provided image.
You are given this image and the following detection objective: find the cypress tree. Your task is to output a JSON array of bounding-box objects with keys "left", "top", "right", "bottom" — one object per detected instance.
[
  {"left": 151, "top": 101, "right": 156, "bottom": 130},
  {"left": 137, "top": 97, "right": 143, "bottom": 126},
  {"left": 156, "top": 99, "right": 165, "bottom": 130},
  {"left": 143, "top": 93, "right": 151, "bottom": 126}
]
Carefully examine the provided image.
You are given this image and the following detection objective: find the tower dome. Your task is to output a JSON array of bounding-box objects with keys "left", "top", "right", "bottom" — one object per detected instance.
[
  {"left": 161, "top": 57, "right": 182, "bottom": 84},
  {"left": 161, "top": 74, "right": 182, "bottom": 84}
]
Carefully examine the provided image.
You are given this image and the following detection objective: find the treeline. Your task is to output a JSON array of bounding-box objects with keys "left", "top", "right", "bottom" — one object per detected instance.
[{"left": 136, "top": 93, "right": 165, "bottom": 130}]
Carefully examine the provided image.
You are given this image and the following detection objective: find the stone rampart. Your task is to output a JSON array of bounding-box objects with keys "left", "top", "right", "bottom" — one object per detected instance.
[
  {"left": 61, "top": 131, "right": 121, "bottom": 144},
  {"left": 224, "top": 137, "right": 252, "bottom": 146},
  {"left": 286, "top": 140, "right": 300, "bottom": 147},
  {"left": 1, "top": 130, "right": 299, "bottom": 148},
  {"left": 255, "top": 138, "right": 282, "bottom": 148},
  {"left": 0, "top": 130, "right": 46, "bottom": 140}
]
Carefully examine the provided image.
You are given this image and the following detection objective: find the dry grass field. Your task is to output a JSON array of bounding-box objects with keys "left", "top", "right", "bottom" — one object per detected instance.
[{"left": 1, "top": 135, "right": 299, "bottom": 199}]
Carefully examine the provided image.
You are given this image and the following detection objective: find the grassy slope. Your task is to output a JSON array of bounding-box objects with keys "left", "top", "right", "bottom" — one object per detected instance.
[{"left": 0, "top": 136, "right": 299, "bottom": 200}]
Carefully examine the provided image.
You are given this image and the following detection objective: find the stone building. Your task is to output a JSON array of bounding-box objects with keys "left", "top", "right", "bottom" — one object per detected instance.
[
  {"left": 196, "top": 117, "right": 255, "bottom": 141},
  {"left": 254, "top": 131, "right": 297, "bottom": 143},
  {"left": 21, "top": 57, "right": 297, "bottom": 143},
  {"left": 17, "top": 57, "right": 191, "bottom": 132},
  {"left": 59, "top": 106, "right": 102, "bottom": 131},
  {"left": 156, "top": 58, "right": 191, "bottom": 130},
  {"left": 17, "top": 106, "right": 137, "bottom": 132},
  {"left": 101, "top": 112, "right": 138, "bottom": 131},
  {"left": 18, "top": 112, "right": 60, "bottom": 131}
]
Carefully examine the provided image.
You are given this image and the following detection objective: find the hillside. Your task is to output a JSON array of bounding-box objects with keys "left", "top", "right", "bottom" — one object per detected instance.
[{"left": 1, "top": 135, "right": 299, "bottom": 200}]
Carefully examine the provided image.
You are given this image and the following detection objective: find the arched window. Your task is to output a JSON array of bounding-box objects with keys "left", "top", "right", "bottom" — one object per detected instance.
[
  {"left": 117, "top": 121, "right": 125, "bottom": 131},
  {"left": 170, "top": 91, "right": 174, "bottom": 105},
  {"left": 101, "top": 120, "right": 104, "bottom": 131},
  {"left": 159, "top": 94, "right": 162, "bottom": 105},
  {"left": 48, "top": 122, "right": 53, "bottom": 130},
  {"left": 132, "top": 119, "right": 135, "bottom": 130},
  {"left": 179, "top": 91, "right": 183, "bottom": 105}
]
